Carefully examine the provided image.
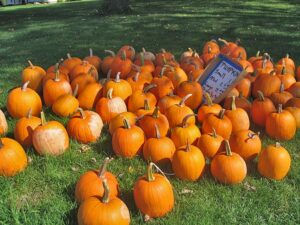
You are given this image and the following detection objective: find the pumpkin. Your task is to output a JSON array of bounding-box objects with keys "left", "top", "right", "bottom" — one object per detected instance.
[
  {"left": 137, "top": 48, "right": 155, "bottom": 62},
  {"left": 46, "top": 60, "right": 69, "bottom": 76},
  {"left": 287, "top": 82, "right": 300, "bottom": 98},
  {"left": 229, "top": 130, "right": 261, "bottom": 161},
  {"left": 203, "top": 39, "right": 220, "bottom": 54},
  {"left": 181, "top": 47, "right": 196, "bottom": 60},
  {"left": 69, "top": 61, "right": 98, "bottom": 81},
  {"left": 21, "top": 60, "right": 46, "bottom": 93},
  {"left": 165, "top": 66, "right": 188, "bottom": 89},
  {"left": 277, "top": 54, "right": 295, "bottom": 71},
  {"left": 126, "top": 72, "right": 150, "bottom": 93},
  {"left": 7, "top": 81, "right": 42, "bottom": 118},
  {"left": 135, "top": 99, "right": 155, "bottom": 117},
  {"left": 172, "top": 142, "right": 205, "bottom": 181},
  {"left": 266, "top": 104, "right": 296, "bottom": 140},
  {"left": 43, "top": 71, "right": 72, "bottom": 107},
  {"left": 102, "top": 72, "right": 132, "bottom": 101},
  {"left": 138, "top": 107, "right": 169, "bottom": 138},
  {"left": 52, "top": 84, "right": 79, "bottom": 117},
  {"left": 218, "top": 38, "right": 247, "bottom": 60},
  {"left": 226, "top": 87, "right": 239, "bottom": 98},
  {"left": 133, "top": 162, "right": 174, "bottom": 218},
  {"left": 224, "top": 96, "right": 250, "bottom": 132},
  {"left": 0, "top": 138, "right": 28, "bottom": 177},
  {"left": 251, "top": 53, "right": 274, "bottom": 71},
  {"left": 43, "top": 63, "right": 69, "bottom": 86},
  {"left": 297, "top": 66, "right": 300, "bottom": 81},
  {"left": 112, "top": 119, "right": 144, "bottom": 158},
  {"left": 210, "top": 140, "right": 247, "bottom": 184},
  {"left": 180, "top": 57, "right": 203, "bottom": 77},
  {"left": 109, "top": 112, "right": 137, "bottom": 135},
  {"left": 155, "top": 48, "right": 176, "bottom": 66},
  {"left": 176, "top": 72, "right": 203, "bottom": 110},
  {"left": 32, "top": 111, "right": 69, "bottom": 156},
  {"left": 77, "top": 178, "right": 130, "bottom": 225},
  {"left": 143, "top": 124, "right": 175, "bottom": 165},
  {"left": 0, "top": 109, "right": 8, "bottom": 136},
  {"left": 84, "top": 48, "right": 102, "bottom": 72},
  {"left": 110, "top": 51, "right": 132, "bottom": 79},
  {"left": 284, "top": 97, "right": 300, "bottom": 108},
  {"left": 197, "top": 128, "right": 224, "bottom": 159},
  {"left": 78, "top": 82, "right": 103, "bottom": 110},
  {"left": 223, "top": 92, "right": 252, "bottom": 116},
  {"left": 251, "top": 91, "right": 276, "bottom": 127},
  {"left": 170, "top": 114, "right": 201, "bottom": 148},
  {"left": 95, "top": 88, "right": 127, "bottom": 123},
  {"left": 285, "top": 107, "right": 300, "bottom": 128},
  {"left": 252, "top": 71, "right": 281, "bottom": 97},
  {"left": 202, "top": 109, "right": 232, "bottom": 140},
  {"left": 202, "top": 46, "right": 218, "bottom": 66},
  {"left": 75, "top": 157, "right": 119, "bottom": 203},
  {"left": 117, "top": 45, "right": 135, "bottom": 61},
  {"left": 101, "top": 50, "right": 116, "bottom": 75},
  {"left": 149, "top": 70, "right": 174, "bottom": 99},
  {"left": 14, "top": 109, "right": 41, "bottom": 147},
  {"left": 127, "top": 84, "right": 157, "bottom": 112},
  {"left": 270, "top": 83, "right": 293, "bottom": 107},
  {"left": 197, "top": 93, "right": 222, "bottom": 123},
  {"left": 70, "top": 68, "right": 97, "bottom": 94},
  {"left": 62, "top": 53, "right": 82, "bottom": 71},
  {"left": 157, "top": 93, "right": 181, "bottom": 114},
  {"left": 235, "top": 77, "right": 251, "bottom": 98},
  {"left": 67, "top": 109, "right": 103, "bottom": 143},
  {"left": 276, "top": 66, "right": 296, "bottom": 90},
  {"left": 133, "top": 54, "right": 155, "bottom": 74},
  {"left": 258, "top": 142, "right": 291, "bottom": 180}
]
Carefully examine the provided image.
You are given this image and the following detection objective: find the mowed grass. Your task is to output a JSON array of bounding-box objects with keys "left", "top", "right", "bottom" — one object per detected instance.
[{"left": 0, "top": 0, "right": 300, "bottom": 224}]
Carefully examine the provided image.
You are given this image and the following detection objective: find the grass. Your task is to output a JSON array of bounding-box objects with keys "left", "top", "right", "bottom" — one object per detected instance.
[{"left": 0, "top": 0, "right": 300, "bottom": 224}]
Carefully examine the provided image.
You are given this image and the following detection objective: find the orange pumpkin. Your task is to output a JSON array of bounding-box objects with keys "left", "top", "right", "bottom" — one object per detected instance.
[
  {"left": 0, "top": 109, "right": 8, "bottom": 136},
  {"left": 62, "top": 53, "right": 82, "bottom": 71},
  {"left": 149, "top": 71, "right": 174, "bottom": 99},
  {"left": 137, "top": 48, "right": 155, "bottom": 62},
  {"left": 21, "top": 60, "right": 46, "bottom": 93},
  {"left": 109, "top": 112, "right": 137, "bottom": 135},
  {"left": 133, "top": 162, "right": 174, "bottom": 218},
  {"left": 284, "top": 97, "right": 300, "bottom": 108},
  {"left": 117, "top": 45, "right": 135, "bottom": 61},
  {"left": 0, "top": 138, "right": 28, "bottom": 177},
  {"left": 6, "top": 81, "right": 42, "bottom": 118},
  {"left": 165, "top": 66, "right": 188, "bottom": 89},
  {"left": 287, "top": 82, "right": 300, "bottom": 98},
  {"left": 78, "top": 82, "right": 103, "bottom": 110},
  {"left": 14, "top": 109, "right": 41, "bottom": 147},
  {"left": 155, "top": 48, "right": 176, "bottom": 66},
  {"left": 197, "top": 93, "right": 222, "bottom": 123},
  {"left": 75, "top": 157, "right": 119, "bottom": 203},
  {"left": 235, "top": 78, "right": 251, "bottom": 98},
  {"left": 43, "top": 63, "right": 69, "bottom": 87},
  {"left": 258, "top": 142, "right": 291, "bottom": 180},
  {"left": 110, "top": 51, "right": 132, "bottom": 79},
  {"left": 210, "top": 140, "right": 247, "bottom": 184},
  {"left": 126, "top": 72, "right": 150, "bottom": 93},
  {"left": 70, "top": 68, "right": 97, "bottom": 94},
  {"left": 172, "top": 142, "right": 205, "bottom": 181},
  {"left": 46, "top": 60, "right": 69, "bottom": 76},
  {"left": 285, "top": 107, "right": 300, "bottom": 128},
  {"left": 84, "top": 48, "right": 102, "bottom": 72},
  {"left": 277, "top": 54, "right": 295, "bottom": 71},
  {"left": 223, "top": 92, "right": 252, "bottom": 116},
  {"left": 252, "top": 71, "right": 281, "bottom": 97},
  {"left": 135, "top": 99, "right": 155, "bottom": 117},
  {"left": 276, "top": 66, "right": 296, "bottom": 90},
  {"left": 270, "top": 83, "right": 293, "bottom": 107},
  {"left": 157, "top": 93, "right": 181, "bottom": 114},
  {"left": 69, "top": 60, "right": 98, "bottom": 81},
  {"left": 219, "top": 38, "right": 247, "bottom": 60},
  {"left": 32, "top": 112, "right": 69, "bottom": 156},
  {"left": 203, "top": 39, "right": 220, "bottom": 55},
  {"left": 101, "top": 50, "right": 116, "bottom": 75}
]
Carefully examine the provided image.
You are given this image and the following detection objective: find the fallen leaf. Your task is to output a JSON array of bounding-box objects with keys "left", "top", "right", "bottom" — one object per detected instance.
[
  {"left": 79, "top": 144, "right": 91, "bottom": 153},
  {"left": 27, "top": 156, "right": 33, "bottom": 164},
  {"left": 244, "top": 182, "right": 256, "bottom": 191},
  {"left": 144, "top": 214, "right": 152, "bottom": 222},
  {"left": 180, "top": 188, "right": 194, "bottom": 194},
  {"left": 118, "top": 173, "right": 124, "bottom": 178},
  {"left": 71, "top": 166, "right": 79, "bottom": 172},
  {"left": 90, "top": 157, "right": 97, "bottom": 164},
  {"left": 128, "top": 166, "right": 134, "bottom": 173}
]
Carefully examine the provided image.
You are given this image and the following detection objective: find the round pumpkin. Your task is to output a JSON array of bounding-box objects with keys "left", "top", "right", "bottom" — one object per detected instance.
[
  {"left": 78, "top": 82, "right": 103, "bottom": 110},
  {"left": 0, "top": 109, "right": 8, "bottom": 136},
  {"left": 197, "top": 93, "right": 222, "bottom": 123},
  {"left": 157, "top": 93, "right": 181, "bottom": 114},
  {"left": 62, "top": 53, "right": 82, "bottom": 71},
  {"left": 285, "top": 107, "right": 300, "bottom": 128},
  {"left": 109, "top": 112, "right": 137, "bottom": 135},
  {"left": 84, "top": 48, "right": 102, "bottom": 72},
  {"left": 21, "top": 60, "right": 46, "bottom": 93},
  {"left": 110, "top": 51, "right": 132, "bottom": 79}
]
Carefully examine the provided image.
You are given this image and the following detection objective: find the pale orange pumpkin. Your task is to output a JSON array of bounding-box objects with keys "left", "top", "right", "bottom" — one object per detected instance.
[{"left": 0, "top": 109, "right": 8, "bottom": 136}]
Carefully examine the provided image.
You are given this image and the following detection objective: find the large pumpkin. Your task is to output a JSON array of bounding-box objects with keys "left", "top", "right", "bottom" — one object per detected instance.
[
  {"left": 0, "top": 137, "right": 28, "bottom": 177},
  {"left": 0, "top": 109, "right": 8, "bottom": 136}
]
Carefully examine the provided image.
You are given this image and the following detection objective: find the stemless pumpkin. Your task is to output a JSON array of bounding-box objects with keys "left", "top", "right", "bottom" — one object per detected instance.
[
  {"left": 67, "top": 109, "right": 103, "bottom": 144},
  {"left": 77, "top": 178, "right": 130, "bottom": 225},
  {"left": 258, "top": 142, "right": 291, "bottom": 180},
  {"left": 78, "top": 82, "right": 103, "bottom": 110},
  {"left": 210, "top": 140, "right": 247, "bottom": 185},
  {"left": 75, "top": 157, "right": 119, "bottom": 203},
  {"left": 133, "top": 162, "right": 174, "bottom": 218},
  {"left": 6, "top": 81, "right": 42, "bottom": 118},
  {"left": 32, "top": 112, "right": 69, "bottom": 156},
  {"left": 287, "top": 82, "right": 300, "bottom": 98},
  {"left": 14, "top": 109, "right": 41, "bottom": 147},
  {"left": 197, "top": 93, "right": 222, "bottom": 123},
  {"left": 0, "top": 109, "right": 8, "bottom": 136},
  {"left": 172, "top": 142, "right": 205, "bottom": 181},
  {"left": 21, "top": 60, "right": 46, "bottom": 93},
  {"left": 0, "top": 138, "right": 28, "bottom": 177}
]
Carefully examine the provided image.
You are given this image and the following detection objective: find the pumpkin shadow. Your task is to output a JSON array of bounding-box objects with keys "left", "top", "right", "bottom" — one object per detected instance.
[
  {"left": 246, "top": 160, "right": 261, "bottom": 179},
  {"left": 63, "top": 182, "right": 79, "bottom": 225},
  {"left": 119, "top": 188, "right": 140, "bottom": 217},
  {"left": 91, "top": 126, "right": 115, "bottom": 157}
]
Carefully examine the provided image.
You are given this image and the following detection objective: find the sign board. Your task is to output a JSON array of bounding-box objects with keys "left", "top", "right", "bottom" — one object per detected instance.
[{"left": 198, "top": 54, "right": 247, "bottom": 103}]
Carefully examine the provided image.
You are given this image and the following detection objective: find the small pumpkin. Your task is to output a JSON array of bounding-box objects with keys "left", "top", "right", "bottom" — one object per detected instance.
[
  {"left": 77, "top": 178, "right": 130, "bottom": 225},
  {"left": 258, "top": 142, "right": 291, "bottom": 180},
  {"left": 62, "top": 53, "right": 82, "bottom": 71},
  {"left": 133, "top": 162, "right": 174, "bottom": 218},
  {"left": 84, "top": 48, "right": 102, "bottom": 72},
  {"left": 133, "top": 54, "right": 155, "bottom": 74},
  {"left": 252, "top": 71, "right": 281, "bottom": 97},
  {"left": 276, "top": 66, "right": 296, "bottom": 90},
  {"left": 149, "top": 69, "right": 174, "bottom": 99},
  {"left": 32, "top": 112, "right": 69, "bottom": 156},
  {"left": 67, "top": 109, "right": 103, "bottom": 144},
  {"left": 78, "top": 82, "right": 103, "bottom": 110},
  {"left": 285, "top": 107, "right": 300, "bottom": 128},
  {"left": 101, "top": 50, "right": 116, "bottom": 75},
  {"left": 0, "top": 137, "right": 28, "bottom": 177},
  {"left": 165, "top": 65, "right": 188, "bottom": 89},
  {"left": 172, "top": 142, "right": 205, "bottom": 181},
  {"left": 210, "top": 140, "right": 247, "bottom": 184},
  {"left": 155, "top": 48, "right": 176, "bottom": 66},
  {"left": 14, "top": 109, "right": 41, "bottom": 147},
  {"left": 197, "top": 93, "right": 222, "bottom": 123},
  {"left": 21, "top": 60, "right": 46, "bottom": 93},
  {"left": 157, "top": 93, "right": 181, "bottom": 114},
  {"left": 0, "top": 109, "right": 8, "bottom": 136},
  {"left": 109, "top": 112, "right": 137, "bottom": 135},
  {"left": 284, "top": 97, "right": 300, "bottom": 108},
  {"left": 126, "top": 72, "right": 150, "bottom": 93},
  {"left": 277, "top": 54, "right": 295, "bottom": 71},
  {"left": 70, "top": 67, "right": 97, "bottom": 94},
  {"left": 137, "top": 48, "right": 155, "bottom": 62},
  {"left": 117, "top": 45, "right": 135, "bottom": 61},
  {"left": 7, "top": 81, "right": 42, "bottom": 118},
  {"left": 266, "top": 104, "right": 296, "bottom": 140},
  {"left": 110, "top": 51, "right": 132, "bottom": 79},
  {"left": 43, "top": 63, "right": 69, "bottom": 86},
  {"left": 69, "top": 61, "right": 98, "bottom": 81},
  {"left": 203, "top": 39, "right": 220, "bottom": 55},
  {"left": 235, "top": 77, "right": 251, "bottom": 98},
  {"left": 46, "top": 59, "right": 69, "bottom": 76},
  {"left": 112, "top": 118, "right": 145, "bottom": 158},
  {"left": 287, "top": 82, "right": 300, "bottom": 98},
  {"left": 223, "top": 92, "right": 252, "bottom": 116},
  {"left": 270, "top": 83, "right": 293, "bottom": 107}
]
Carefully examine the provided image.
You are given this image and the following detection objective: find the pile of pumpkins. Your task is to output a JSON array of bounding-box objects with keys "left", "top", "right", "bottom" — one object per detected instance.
[{"left": 0, "top": 38, "right": 299, "bottom": 224}]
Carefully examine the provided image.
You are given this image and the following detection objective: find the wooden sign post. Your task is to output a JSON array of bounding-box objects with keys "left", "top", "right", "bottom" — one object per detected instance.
[{"left": 198, "top": 54, "right": 247, "bottom": 103}]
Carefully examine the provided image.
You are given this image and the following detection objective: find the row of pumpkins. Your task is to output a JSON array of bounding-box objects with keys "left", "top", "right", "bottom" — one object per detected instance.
[{"left": 0, "top": 38, "right": 299, "bottom": 224}]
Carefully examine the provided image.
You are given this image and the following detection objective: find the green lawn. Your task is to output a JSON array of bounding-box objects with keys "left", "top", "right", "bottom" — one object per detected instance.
[{"left": 0, "top": 0, "right": 300, "bottom": 224}]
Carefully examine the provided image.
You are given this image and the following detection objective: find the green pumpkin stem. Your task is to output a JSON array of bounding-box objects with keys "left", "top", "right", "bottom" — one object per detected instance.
[
  {"left": 101, "top": 178, "right": 110, "bottom": 204},
  {"left": 147, "top": 162, "right": 155, "bottom": 182},
  {"left": 154, "top": 124, "right": 161, "bottom": 139},
  {"left": 143, "top": 83, "right": 156, "bottom": 93},
  {"left": 107, "top": 88, "right": 113, "bottom": 99},
  {"left": 41, "top": 111, "right": 47, "bottom": 126},
  {"left": 218, "top": 109, "right": 226, "bottom": 119},
  {"left": 121, "top": 51, "right": 127, "bottom": 61},
  {"left": 98, "top": 157, "right": 111, "bottom": 177},
  {"left": 123, "top": 118, "right": 131, "bottom": 129},
  {"left": 27, "top": 108, "right": 32, "bottom": 119},
  {"left": 205, "top": 93, "right": 213, "bottom": 106},
  {"left": 278, "top": 104, "right": 283, "bottom": 113},
  {"left": 224, "top": 140, "right": 233, "bottom": 156},
  {"left": 142, "top": 47, "right": 146, "bottom": 53},
  {"left": 179, "top": 94, "right": 192, "bottom": 107},
  {"left": 104, "top": 50, "right": 115, "bottom": 57},
  {"left": 28, "top": 60, "right": 34, "bottom": 68},
  {"left": 77, "top": 108, "right": 86, "bottom": 119},
  {"left": 257, "top": 91, "right": 265, "bottom": 101},
  {"left": 0, "top": 138, "right": 3, "bottom": 149},
  {"left": 231, "top": 96, "right": 237, "bottom": 111},
  {"left": 89, "top": 48, "right": 93, "bottom": 57},
  {"left": 256, "top": 50, "right": 260, "bottom": 57},
  {"left": 152, "top": 107, "right": 160, "bottom": 119},
  {"left": 182, "top": 114, "right": 196, "bottom": 128},
  {"left": 22, "top": 81, "right": 30, "bottom": 91}
]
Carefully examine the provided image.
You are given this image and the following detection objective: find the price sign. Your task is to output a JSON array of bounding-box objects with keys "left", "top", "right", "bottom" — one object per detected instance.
[{"left": 198, "top": 54, "right": 247, "bottom": 103}]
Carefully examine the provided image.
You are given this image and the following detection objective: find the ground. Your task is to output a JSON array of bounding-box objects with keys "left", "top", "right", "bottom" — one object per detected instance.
[{"left": 0, "top": 0, "right": 300, "bottom": 224}]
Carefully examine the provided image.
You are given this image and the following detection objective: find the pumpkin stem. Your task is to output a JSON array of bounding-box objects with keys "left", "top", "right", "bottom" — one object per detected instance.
[
  {"left": 231, "top": 96, "right": 237, "bottom": 111},
  {"left": 256, "top": 50, "right": 260, "bottom": 57},
  {"left": 54, "top": 63, "right": 59, "bottom": 73},
  {"left": 279, "top": 83, "right": 285, "bottom": 93},
  {"left": 123, "top": 118, "right": 131, "bottom": 129},
  {"left": 146, "top": 162, "right": 155, "bottom": 182},
  {"left": 27, "top": 108, "right": 32, "bottom": 119},
  {"left": 22, "top": 81, "right": 30, "bottom": 91},
  {"left": 101, "top": 178, "right": 110, "bottom": 204},
  {"left": 257, "top": 91, "right": 265, "bottom": 101},
  {"left": 160, "top": 66, "right": 166, "bottom": 77},
  {"left": 143, "top": 83, "right": 156, "bottom": 93},
  {"left": 54, "top": 70, "right": 60, "bottom": 82},
  {"left": 275, "top": 142, "right": 281, "bottom": 148},
  {"left": 104, "top": 50, "right": 116, "bottom": 57},
  {"left": 224, "top": 140, "right": 233, "bottom": 156},
  {"left": 132, "top": 64, "right": 141, "bottom": 72},
  {"left": 161, "top": 48, "right": 166, "bottom": 53},
  {"left": 181, "top": 114, "right": 196, "bottom": 128},
  {"left": 98, "top": 157, "right": 112, "bottom": 177},
  {"left": 185, "top": 140, "right": 191, "bottom": 152},
  {"left": 140, "top": 52, "right": 145, "bottom": 66},
  {"left": 246, "top": 131, "right": 259, "bottom": 142},
  {"left": 152, "top": 106, "right": 160, "bottom": 119},
  {"left": 107, "top": 88, "right": 113, "bottom": 99},
  {"left": 87, "top": 66, "right": 94, "bottom": 76},
  {"left": 218, "top": 109, "right": 226, "bottom": 119},
  {"left": 133, "top": 72, "right": 140, "bottom": 82},
  {"left": 277, "top": 104, "right": 283, "bottom": 113},
  {"left": 162, "top": 54, "right": 167, "bottom": 65},
  {"left": 73, "top": 84, "right": 79, "bottom": 97},
  {"left": 143, "top": 99, "right": 150, "bottom": 110},
  {"left": 211, "top": 128, "right": 217, "bottom": 138},
  {"left": 179, "top": 93, "right": 192, "bottom": 107},
  {"left": 28, "top": 60, "right": 34, "bottom": 68},
  {"left": 204, "top": 93, "right": 213, "bottom": 106},
  {"left": 115, "top": 72, "right": 121, "bottom": 83},
  {"left": 286, "top": 53, "right": 289, "bottom": 59},
  {"left": 154, "top": 124, "right": 161, "bottom": 139},
  {"left": 0, "top": 138, "right": 3, "bottom": 148},
  {"left": 207, "top": 46, "right": 212, "bottom": 54},
  {"left": 89, "top": 48, "right": 93, "bottom": 57},
  {"left": 77, "top": 108, "right": 86, "bottom": 119},
  {"left": 121, "top": 51, "right": 127, "bottom": 61},
  {"left": 40, "top": 111, "right": 47, "bottom": 126},
  {"left": 67, "top": 53, "right": 72, "bottom": 59},
  {"left": 218, "top": 38, "right": 229, "bottom": 46},
  {"left": 142, "top": 47, "right": 146, "bottom": 53},
  {"left": 281, "top": 64, "right": 286, "bottom": 75}
]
